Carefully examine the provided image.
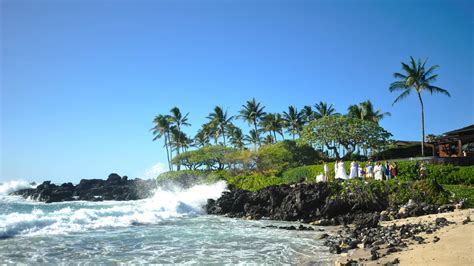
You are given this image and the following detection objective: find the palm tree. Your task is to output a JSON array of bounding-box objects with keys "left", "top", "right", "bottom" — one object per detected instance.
[
  {"left": 283, "top": 106, "right": 303, "bottom": 140},
  {"left": 390, "top": 57, "right": 450, "bottom": 156},
  {"left": 262, "top": 135, "right": 275, "bottom": 145},
  {"left": 301, "top": 105, "right": 315, "bottom": 124},
  {"left": 244, "top": 129, "right": 261, "bottom": 151},
  {"left": 239, "top": 98, "right": 266, "bottom": 146},
  {"left": 207, "top": 106, "right": 233, "bottom": 146},
  {"left": 194, "top": 129, "right": 209, "bottom": 148},
  {"left": 228, "top": 125, "right": 245, "bottom": 150},
  {"left": 347, "top": 100, "right": 391, "bottom": 123},
  {"left": 151, "top": 115, "right": 173, "bottom": 171},
  {"left": 169, "top": 107, "right": 191, "bottom": 154},
  {"left": 314, "top": 101, "right": 340, "bottom": 118},
  {"left": 260, "top": 113, "right": 284, "bottom": 142}
]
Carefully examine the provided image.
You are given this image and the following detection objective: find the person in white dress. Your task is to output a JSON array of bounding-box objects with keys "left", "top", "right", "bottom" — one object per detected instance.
[
  {"left": 374, "top": 162, "right": 383, "bottom": 181},
  {"left": 336, "top": 161, "right": 348, "bottom": 180},
  {"left": 367, "top": 162, "right": 374, "bottom": 178},
  {"left": 323, "top": 162, "right": 329, "bottom": 182},
  {"left": 349, "top": 160, "right": 359, "bottom": 179}
]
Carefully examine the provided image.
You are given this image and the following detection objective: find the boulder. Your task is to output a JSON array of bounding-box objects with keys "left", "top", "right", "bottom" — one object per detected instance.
[{"left": 10, "top": 174, "right": 157, "bottom": 203}]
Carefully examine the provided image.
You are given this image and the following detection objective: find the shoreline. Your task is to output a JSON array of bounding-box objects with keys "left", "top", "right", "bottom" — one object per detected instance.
[{"left": 333, "top": 208, "right": 473, "bottom": 265}]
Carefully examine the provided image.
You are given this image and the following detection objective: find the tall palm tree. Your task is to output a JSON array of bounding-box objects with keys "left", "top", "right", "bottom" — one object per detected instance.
[
  {"left": 314, "top": 101, "right": 340, "bottom": 118},
  {"left": 228, "top": 125, "right": 245, "bottom": 150},
  {"left": 347, "top": 100, "right": 391, "bottom": 123},
  {"left": 244, "top": 129, "right": 261, "bottom": 151},
  {"left": 260, "top": 113, "right": 284, "bottom": 142},
  {"left": 207, "top": 106, "right": 233, "bottom": 146},
  {"left": 283, "top": 106, "right": 303, "bottom": 140},
  {"left": 169, "top": 107, "right": 191, "bottom": 155},
  {"left": 301, "top": 105, "right": 315, "bottom": 124},
  {"left": 170, "top": 127, "right": 191, "bottom": 154},
  {"left": 151, "top": 115, "right": 173, "bottom": 171},
  {"left": 239, "top": 98, "right": 266, "bottom": 146},
  {"left": 262, "top": 135, "right": 275, "bottom": 145},
  {"left": 390, "top": 57, "right": 450, "bottom": 156},
  {"left": 194, "top": 129, "right": 210, "bottom": 148}
]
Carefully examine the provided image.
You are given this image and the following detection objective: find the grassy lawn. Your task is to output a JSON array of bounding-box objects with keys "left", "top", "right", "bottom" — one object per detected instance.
[{"left": 443, "top": 184, "right": 474, "bottom": 208}]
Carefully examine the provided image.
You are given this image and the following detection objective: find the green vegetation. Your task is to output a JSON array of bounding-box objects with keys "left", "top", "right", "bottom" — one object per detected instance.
[
  {"left": 151, "top": 97, "right": 391, "bottom": 171},
  {"left": 443, "top": 184, "right": 474, "bottom": 208},
  {"left": 327, "top": 178, "right": 449, "bottom": 207},
  {"left": 347, "top": 100, "right": 391, "bottom": 123},
  {"left": 300, "top": 116, "right": 392, "bottom": 159},
  {"left": 394, "top": 161, "right": 474, "bottom": 185},
  {"left": 389, "top": 56, "right": 450, "bottom": 156}
]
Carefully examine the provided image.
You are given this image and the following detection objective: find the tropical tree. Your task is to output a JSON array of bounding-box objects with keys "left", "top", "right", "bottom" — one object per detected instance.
[
  {"left": 245, "top": 129, "right": 262, "bottom": 151},
  {"left": 151, "top": 115, "right": 173, "bottom": 171},
  {"left": 314, "top": 101, "right": 340, "bottom": 118},
  {"left": 283, "top": 106, "right": 303, "bottom": 140},
  {"left": 260, "top": 113, "right": 285, "bottom": 142},
  {"left": 301, "top": 116, "right": 392, "bottom": 159},
  {"left": 169, "top": 107, "right": 191, "bottom": 155},
  {"left": 194, "top": 129, "right": 210, "bottom": 148},
  {"left": 347, "top": 100, "right": 391, "bottom": 123},
  {"left": 262, "top": 135, "right": 275, "bottom": 145},
  {"left": 227, "top": 124, "right": 245, "bottom": 150},
  {"left": 389, "top": 57, "right": 450, "bottom": 156},
  {"left": 207, "top": 106, "right": 233, "bottom": 146},
  {"left": 239, "top": 98, "right": 266, "bottom": 146},
  {"left": 301, "top": 105, "right": 315, "bottom": 124}
]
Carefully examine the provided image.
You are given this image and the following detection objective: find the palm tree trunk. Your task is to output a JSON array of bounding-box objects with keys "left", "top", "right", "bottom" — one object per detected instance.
[
  {"left": 164, "top": 135, "right": 171, "bottom": 171},
  {"left": 166, "top": 131, "right": 173, "bottom": 171},
  {"left": 273, "top": 131, "right": 277, "bottom": 143},
  {"left": 254, "top": 121, "right": 260, "bottom": 147},
  {"left": 417, "top": 92, "right": 425, "bottom": 156},
  {"left": 222, "top": 125, "right": 226, "bottom": 146}
]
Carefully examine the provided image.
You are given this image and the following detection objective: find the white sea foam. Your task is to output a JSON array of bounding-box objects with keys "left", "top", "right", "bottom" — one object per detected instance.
[
  {"left": 0, "top": 181, "right": 227, "bottom": 238},
  {"left": 0, "top": 180, "right": 35, "bottom": 196}
]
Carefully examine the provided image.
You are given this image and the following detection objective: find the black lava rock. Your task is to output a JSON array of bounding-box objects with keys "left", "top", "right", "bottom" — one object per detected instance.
[{"left": 10, "top": 174, "right": 157, "bottom": 203}]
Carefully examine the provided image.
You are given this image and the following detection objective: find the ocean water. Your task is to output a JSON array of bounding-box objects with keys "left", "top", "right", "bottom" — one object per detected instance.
[{"left": 0, "top": 180, "right": 334, "bottom": 264}]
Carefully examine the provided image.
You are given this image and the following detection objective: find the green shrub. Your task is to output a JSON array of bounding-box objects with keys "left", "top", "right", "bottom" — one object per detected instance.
[
  {"left": 256, "top": 140, "right": 319, "bottom": 175},
  {"left": 157, "top": 170, "right": 232, "bottom": 186},
  {"left": 394, "top": 161, "right": 474, "bottom": 185},
  {"left": 443, "top": 184, "right": 474, "bottom": 207},
  {"left": 226, "top": 175, "right": 288, "bottom": 192}
]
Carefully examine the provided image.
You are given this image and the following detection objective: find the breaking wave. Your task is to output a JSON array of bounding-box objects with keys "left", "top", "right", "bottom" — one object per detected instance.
[{"left": 0, "top": 181, "right": 227, "bottom": 238}]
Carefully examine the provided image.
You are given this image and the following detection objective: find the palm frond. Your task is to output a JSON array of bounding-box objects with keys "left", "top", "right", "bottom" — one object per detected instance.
[
  {"left": 389, "top": 81, "right": 407, "bottom": 92},
  {"left": 424, "top": 74, "right": 438, "bottom": 83},
  {"left": 392, "top": 89, "right": 411, "bottom": 105},
  {"left": 424, "top": 65, "right": 439, "bottom": 77},
  {"left": 427, "top": 85, "right": 451, "bottom": 97},
  {"left": 393, "top": 72, "right": 407, "bottom": 79}
]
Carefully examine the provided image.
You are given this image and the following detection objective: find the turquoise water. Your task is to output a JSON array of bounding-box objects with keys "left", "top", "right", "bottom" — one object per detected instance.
[{"left": 0, "top": 181, "right": 334, "bottom": 264}]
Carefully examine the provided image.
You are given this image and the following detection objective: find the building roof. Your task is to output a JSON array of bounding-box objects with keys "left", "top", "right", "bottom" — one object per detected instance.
[{"left": 444, "top": 124, "right": 474, "bottom": 136}]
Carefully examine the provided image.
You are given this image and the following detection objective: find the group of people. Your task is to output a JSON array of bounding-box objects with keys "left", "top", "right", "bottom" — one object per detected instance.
[{"left": 317, "top": 160, "right": 398, "bottom": 182}]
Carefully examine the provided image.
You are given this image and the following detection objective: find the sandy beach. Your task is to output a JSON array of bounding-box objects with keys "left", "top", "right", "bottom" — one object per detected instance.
[{"left": 336, "top": 208, "right": 474, "bottom": 265}]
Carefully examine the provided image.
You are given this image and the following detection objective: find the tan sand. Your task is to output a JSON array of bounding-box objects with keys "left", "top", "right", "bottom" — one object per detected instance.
[{"left": 335, "top": 209, "right": 474, "bottom": 265}]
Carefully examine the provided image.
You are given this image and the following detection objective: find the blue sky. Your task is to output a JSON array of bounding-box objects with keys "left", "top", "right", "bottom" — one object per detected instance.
[{"left": 1, "top": 0, "right": 473, "bottom": 184}]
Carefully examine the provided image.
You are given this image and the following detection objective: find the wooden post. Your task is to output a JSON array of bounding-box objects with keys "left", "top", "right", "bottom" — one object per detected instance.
[{"left": 458, "top": 139, "right": 462, "bottom": 156}]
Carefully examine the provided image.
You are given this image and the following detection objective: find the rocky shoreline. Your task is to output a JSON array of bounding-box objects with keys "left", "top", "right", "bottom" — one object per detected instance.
[
  {"left": 205, "top": 182, "right": 459, "bottom": 226},
  {"left": 205, "top": 181, "right": 471, "bottom": 265},
  {"left": 10, "top": 174, "right": 157, "bottom": 203}
]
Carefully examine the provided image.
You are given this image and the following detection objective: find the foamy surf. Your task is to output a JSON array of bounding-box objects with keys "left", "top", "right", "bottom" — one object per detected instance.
[
  {"left": 0, "top": 180, "right": 36, "bottom": 196},
  {"left": 0, "top": 181, "right": 228, "bottom": 238}
]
